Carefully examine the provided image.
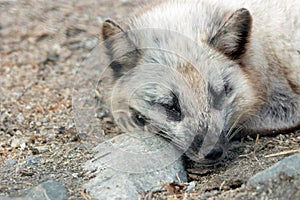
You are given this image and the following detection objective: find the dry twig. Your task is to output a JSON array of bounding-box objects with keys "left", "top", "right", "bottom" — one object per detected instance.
[{"left": 264, "top": 149, "right": 300, "bottom": 158}]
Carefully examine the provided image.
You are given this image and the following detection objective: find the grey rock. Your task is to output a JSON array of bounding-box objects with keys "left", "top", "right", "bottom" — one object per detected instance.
[
  {"left": 24, "top": 180, "right": 67, "bottom": 200},
  {"left": 16, "top": 113, "right": 25, "bottom": 124},
  {"left": 6, "top": 159, "right": 17, "bottom": 166},
  {"left": 0, "top": 180, "right": 67, "bottom": 200},
  {"left": 84, "top": 132, "right": 187, "bottom": 200},
  {"left": 248, "top": 153, "right": 300, "bottom": 189},
  {"left": 25, "top": 156, "right": 41, "bottom": 168}
]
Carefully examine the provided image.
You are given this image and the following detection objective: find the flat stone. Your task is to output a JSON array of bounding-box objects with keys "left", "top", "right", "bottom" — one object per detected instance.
[
  {"left": 24, "top": 180, "right": 67, "bottom": 200},
  {"left": 248, "top": 153, "right": 300, "bottom": 189},
  {"left": 84, "top": 132, "right": 187, "bottom": 199},
  {"left": 34, "top": 146, "right": 49, "bottom": 154},
  {"left": 0, "top": 180, "right": 67, "bottom": 200}
]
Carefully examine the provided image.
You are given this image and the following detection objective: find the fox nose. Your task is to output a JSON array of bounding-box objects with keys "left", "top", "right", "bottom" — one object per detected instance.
[{"left": 204, "top": 146, "right": 224, "bottom": 160}]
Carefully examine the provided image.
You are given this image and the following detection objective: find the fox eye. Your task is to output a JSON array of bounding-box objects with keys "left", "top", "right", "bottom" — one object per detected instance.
[
  {"left": 131, "top": 109, "right": 148, "bottom": 126},
  {"left": 224, "top": 81, "right": 233, "bottom": 96},
  {"left": 160, "top": 93, "right": 182, "bottom": 121}
]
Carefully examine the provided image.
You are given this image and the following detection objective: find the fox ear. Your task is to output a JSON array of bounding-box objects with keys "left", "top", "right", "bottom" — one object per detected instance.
[
  {"left": 102, "top": 19, "right": 124, "bottom": 40},
  {"left": 209, "top": 8, "right": 252, "bottom": 60},
  {"left": 102, "top": 19, "right": 140, "bottom": 78}
]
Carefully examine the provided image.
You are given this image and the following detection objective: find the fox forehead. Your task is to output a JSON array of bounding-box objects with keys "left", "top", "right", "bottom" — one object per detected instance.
[
  {"left": 177, "top": 62, "right": 206, "bottom": 93},
  {"left": 130, "top": 0, "right": 227, "bottom": 41}
]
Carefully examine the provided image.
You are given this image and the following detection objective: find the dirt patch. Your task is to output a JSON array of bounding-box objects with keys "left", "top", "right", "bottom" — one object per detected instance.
[{"left": 0, "top": 0, "right": 299, "bottom": 199}]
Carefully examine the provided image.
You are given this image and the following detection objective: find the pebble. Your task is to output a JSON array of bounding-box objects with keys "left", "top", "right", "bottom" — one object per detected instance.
[
  {"left": 25, "top": 156, "right": 41, "bottom": 168},
  {"left": 10, "top": 138, "right": 26, "bottom": 148},
  {"left": 95, "top": 111, "right": 108, "bottom": 119},
  {"left": 0, "top": 131, "right": 4, "bottom": 136},
  {"left": 35, "top": 121, "right": 42, "bottom": 127},
  {"left": 35, "top": 146, "right": 49, "bottom": 153},
  {"left": 41, "top": 117, "right": 49, "bottom": 123},
  {"left": 16, "top": 113, "right": 25, "bottom": 124},
  {"left": 15, "top": 130, "right": 22, "bottom": 135},
  {"left": 29, "top": 121, "right": 35, "bottom": 129},
  {"left": 20, "top": 142, "right": 26, "bottom": 150},
  {"left": 14, "top": 92, "right": 23, "bottom": 99},
  {"left": 6, "top": 159, "right": 17, "bottom": 166},
  {"left": 185, "top": 181, "right": 196, "bottom": 192},
  {"left": 72, "top": 173, "right": 78, "bottom": 178}
]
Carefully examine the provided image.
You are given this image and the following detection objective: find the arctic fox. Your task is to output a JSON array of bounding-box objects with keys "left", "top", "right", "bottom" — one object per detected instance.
[{"left": 101, "top": 0, "right": 300, "bottom": 164}]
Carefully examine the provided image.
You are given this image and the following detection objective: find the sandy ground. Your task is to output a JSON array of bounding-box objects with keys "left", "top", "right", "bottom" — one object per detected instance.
[{"left": 0, "top": 0, "right": 299, "bottom": 199}]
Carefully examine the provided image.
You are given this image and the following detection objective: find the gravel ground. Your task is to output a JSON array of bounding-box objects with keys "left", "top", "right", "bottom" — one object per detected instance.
[{"left": 0, "top": 0, "right": 299, "bottom": 199}]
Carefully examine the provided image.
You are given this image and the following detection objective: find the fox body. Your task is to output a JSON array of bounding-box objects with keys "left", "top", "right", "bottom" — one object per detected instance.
[{"left": 101, "top": 0, "right": 300, "bottom": 164}]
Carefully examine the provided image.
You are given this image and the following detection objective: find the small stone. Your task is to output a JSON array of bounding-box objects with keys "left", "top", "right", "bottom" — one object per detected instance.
[
  {"left": 35, "top": 121, "right": 42, "bottom": 127},
  {"left": 95, "top": 111, "right": 107, "bottom": 119},
  {"left": 72, "top": 173, "right": 78, "bottom": 178},
  {"left": 11, "top": 138, "right": 25, "bottom": 148},
  {"left": 185, "top": 181, "right": 196, "bottom": 192},
  {"left": 16, "top": 113, "right": 25, "bottom": 124},
  {"left": 6, "top": 159, "right": 17, "bottom": 166},
  {"left": 41, "top": 117, "right": 49, "bottom": 123},
  {"left": 52, "top": 43, "right": 61, "bottom": 54},
  {"left": 15, "top": 130, "right": 22, "bottom": 135},
  {"left": 20, "top": 142, "right": 26, "bottom": 150},
  {"left": 14, "top": 92, "right": 23, "bottom": 99},
  {"left": 29, "top": 121, "right": 35, "bottom": 129},
  {"left": 47, "top": 134, "right": 56, "bottom": 140},
  {"left": 26, "top": 156, "right": 41, "bottom": 168},
  {"left": 34, "top": 146, "right": 49, "bottom": 153}
]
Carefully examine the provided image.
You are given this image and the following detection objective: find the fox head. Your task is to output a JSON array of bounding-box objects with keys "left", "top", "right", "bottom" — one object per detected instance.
[{"left": 101, "top": 8, "right": 261, "bottom": 165}]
